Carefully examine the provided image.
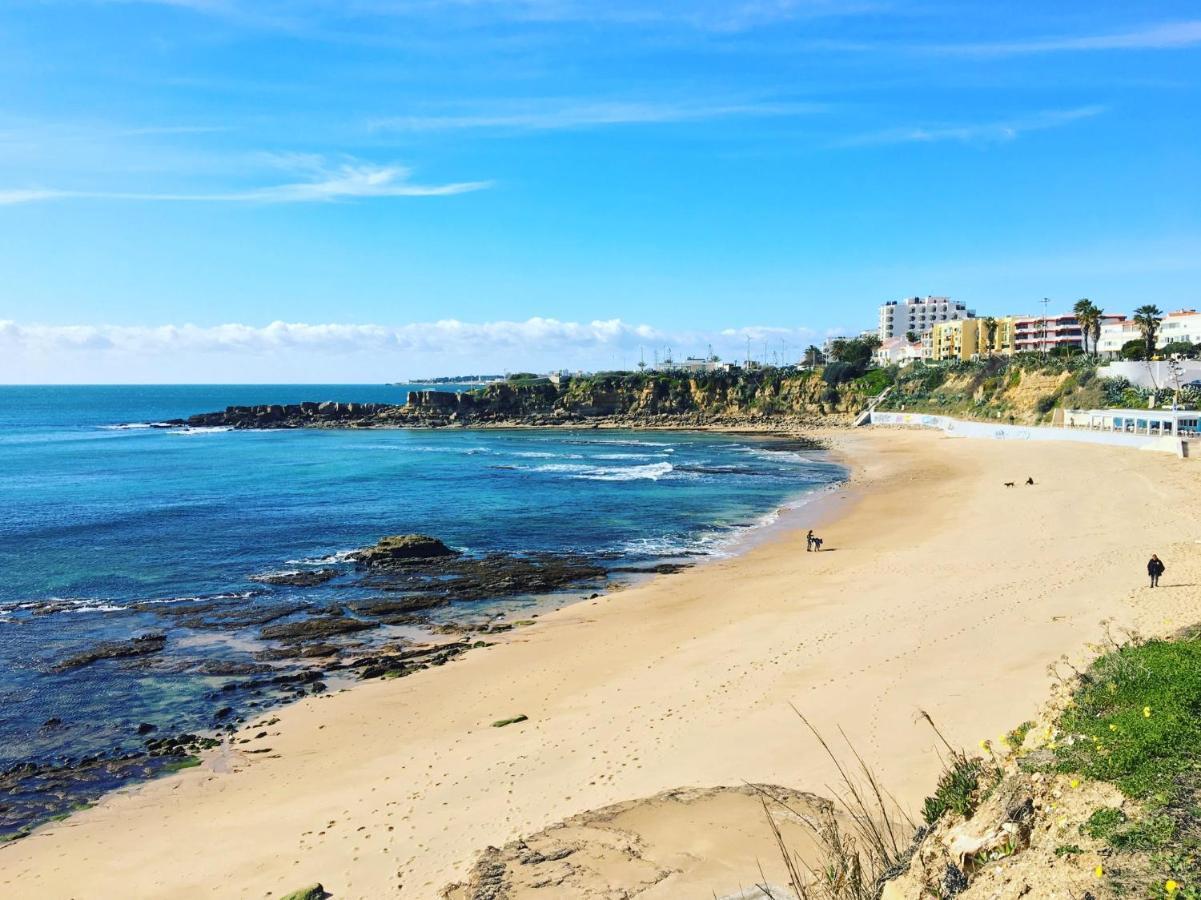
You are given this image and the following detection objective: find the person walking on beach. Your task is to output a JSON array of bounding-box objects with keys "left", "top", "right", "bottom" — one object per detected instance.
[
  {"left": 806, "top": 530, "right": 815, "bottom": 552},
  {"left": 1148, "top": 554, "right": 1165, "bottom": 588}
]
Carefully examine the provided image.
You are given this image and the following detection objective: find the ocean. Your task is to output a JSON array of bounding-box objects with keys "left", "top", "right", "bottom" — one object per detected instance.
[{"left": 0, "top": 384, "right": 845, "bottom": 836}]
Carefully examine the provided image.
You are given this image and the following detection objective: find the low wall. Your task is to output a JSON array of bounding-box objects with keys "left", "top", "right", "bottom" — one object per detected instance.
[{"left": 868, "top": 410, "right": 1187, "bottom": 455}]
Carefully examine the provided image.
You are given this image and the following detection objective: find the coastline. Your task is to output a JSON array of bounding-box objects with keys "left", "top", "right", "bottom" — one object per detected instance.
[{"left": 5, "top": 428, "right": 1201, "bottom": 898}]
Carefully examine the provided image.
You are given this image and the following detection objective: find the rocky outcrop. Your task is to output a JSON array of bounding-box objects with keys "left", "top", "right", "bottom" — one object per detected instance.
[
  {"left": 51, "top": 633, "right": 167, "bottom": 672},
  {"left": 169, "top": 369, "right": 875, "bottom": 431},
  {"left": 350, "top": 534, "right": 458, "bottom": 566}
]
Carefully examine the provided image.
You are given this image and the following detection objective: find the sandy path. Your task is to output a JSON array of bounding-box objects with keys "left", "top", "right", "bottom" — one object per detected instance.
[{"left": 5, "top": 429, "right": 1201, "bottom": 899}]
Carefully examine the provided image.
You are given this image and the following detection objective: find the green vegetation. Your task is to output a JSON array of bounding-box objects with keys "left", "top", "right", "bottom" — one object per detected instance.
[
  {"left": 1055, "top": 630, "right": 1201, "bottom": 890},
  {"left": 922, "top": 754, "right": 1001, "bottom": 825}
]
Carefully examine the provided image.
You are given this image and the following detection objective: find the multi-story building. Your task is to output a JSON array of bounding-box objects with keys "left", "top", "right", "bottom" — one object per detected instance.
[
  {"left": 930, "top": 319, "right": 984, "bottom": 361},
  {"left": 929, "top": 316, "right": 1023, "bottom": 360},
  {"left": 1012, "top": 313, "right": 1126, "bottom": 354},
  {"left": 878, "top": 296, "right": 975, "bottom": 341},
  {"left": 1097, "top": 309, "right": 1201, "bottom": 357}
]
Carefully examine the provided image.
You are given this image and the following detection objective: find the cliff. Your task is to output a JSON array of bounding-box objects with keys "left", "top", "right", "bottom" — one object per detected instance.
[{"left": 181, "top": 370, "right": 885, "bottom": 429}]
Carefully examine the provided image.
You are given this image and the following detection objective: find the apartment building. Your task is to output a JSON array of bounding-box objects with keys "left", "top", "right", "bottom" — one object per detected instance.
[
  {"left": 1097, "top": 309, "right": 1201, "bottom": 357},
  {"left": 878, "top": 296, "right": 975, "bottom": 341},
  {"left": 1012, "top": 313, "right": 1126, "bottom": 354}
]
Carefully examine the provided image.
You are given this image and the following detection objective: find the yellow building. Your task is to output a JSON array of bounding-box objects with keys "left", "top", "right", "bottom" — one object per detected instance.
[{"left": 930, "top": 316, "right": 1020, "bottom": 360}]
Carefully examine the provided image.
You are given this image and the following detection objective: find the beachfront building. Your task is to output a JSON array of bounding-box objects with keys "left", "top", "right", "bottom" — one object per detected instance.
[
  {"left": 1097, "top": 309, "right": 1201, "bottom": 357},
  {"left": 878, "top": 296, "right": 975, "bottom": 342},
  {"left": 1063, "top": 407, "right": 1201, "bottom": 437},
  {"left": 927, "top": 316, "right": 1022, "bottom": 360},
  {"left": 929, "top": 319, "right": 984, "bottom": 361},
  {"left": 1012, "top": 312, "right": 1126, "bottom": 354},
  {"left": 873, "top": 336, "right": 923, "bottom": 367}
]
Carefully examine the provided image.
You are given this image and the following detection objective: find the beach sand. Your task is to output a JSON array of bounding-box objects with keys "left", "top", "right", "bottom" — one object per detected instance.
[{"left": 5, "top": 428, "right": 1201, "bottom": 898}]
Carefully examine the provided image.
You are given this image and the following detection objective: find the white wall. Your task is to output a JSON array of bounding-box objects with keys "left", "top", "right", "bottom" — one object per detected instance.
[
  {"left": 868, "top": 410, "right": 1187, "bottom": 454},
  {"left": 1098, "top": 361, "right": 1201, "bottom": 390}
]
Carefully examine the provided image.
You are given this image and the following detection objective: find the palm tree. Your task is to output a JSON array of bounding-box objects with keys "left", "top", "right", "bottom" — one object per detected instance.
[
  {"left": 1073, "top": 299, "right": 1091, "bottom": 355},
  {"left": 802, "top": 345, "right": 824, "bottom": 368},
  {"left": 1073, "top": 298, "right": 1102, "bottom": 356},
  {"left": 1134, "top": 305, "right": 1164, "bottom": 359},
  {"left": 905, "top": 330, "right": 919, "bottom": 344},
  {"left": 982, "top": 317, "right": 998, "bottom": 355},
  {"left": 1087, "top": 303, "right": 1104, "bottom": 357}
]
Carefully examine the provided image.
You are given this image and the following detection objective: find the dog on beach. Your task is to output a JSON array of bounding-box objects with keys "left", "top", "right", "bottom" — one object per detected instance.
[{"left": 1004, "top": 481, "right": 1015, "bottom": 488}]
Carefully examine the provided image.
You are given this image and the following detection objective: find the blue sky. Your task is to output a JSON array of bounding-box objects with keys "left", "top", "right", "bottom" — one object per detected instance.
[{"left": 1, "top": 0, "right": 1199, "bottom": 381}]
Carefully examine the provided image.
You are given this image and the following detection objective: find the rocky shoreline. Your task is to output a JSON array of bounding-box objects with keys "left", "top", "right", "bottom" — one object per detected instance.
[{"left": 0, "top": 533, "right": 638, "bottom": 841}]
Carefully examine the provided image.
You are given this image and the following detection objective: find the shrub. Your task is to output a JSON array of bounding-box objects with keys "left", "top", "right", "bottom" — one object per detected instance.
[{"left": 922, "top": 756, "right": 998, "bottom": 824}]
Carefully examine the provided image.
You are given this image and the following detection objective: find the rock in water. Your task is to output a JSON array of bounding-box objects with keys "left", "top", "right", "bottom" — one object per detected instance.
[
  {"left": 350, "top": 534, "right": 458, "bottom": 566},
  {"left": 249, "top": 569, "right": 339, "bottom": 587},
  {"left": 51, "top": 633, "right": 167, "bottom": 672}
]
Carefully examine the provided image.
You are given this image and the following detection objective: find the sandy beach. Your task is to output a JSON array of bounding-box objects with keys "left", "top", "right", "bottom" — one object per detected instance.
[{"left": 5, "top": 427, "right": 1201, "bottom": 899}]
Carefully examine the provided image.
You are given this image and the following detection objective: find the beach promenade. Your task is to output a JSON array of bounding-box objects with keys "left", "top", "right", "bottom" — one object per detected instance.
[{"left": 5, "top": 429, "right": 1201, "bottom": 898}]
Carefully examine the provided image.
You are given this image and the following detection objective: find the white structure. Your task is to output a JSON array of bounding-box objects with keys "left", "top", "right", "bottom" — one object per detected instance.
[
  {"left": 1097, "top": 309, "right": 1201, "bottom": 357},
  {"left": 1063, "top": 408, "right": 1201, "bottom": 438},
  {"left": 870, "top": 410, "right": 1191, "bottom": 455},
  {"left": 1097, "top": 360, "right": 1201, "bottom": 391},
  {"left": 873, "top": 337, "right": 923, "bottom": 367},
  {"left": 878, "top": 296, "right": 975, "bottom": 341}
]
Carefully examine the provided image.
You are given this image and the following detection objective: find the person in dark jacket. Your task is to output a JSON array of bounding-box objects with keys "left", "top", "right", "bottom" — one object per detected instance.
[{"left": 1148, "top": 554, "right": 1165, "bottom": 588}]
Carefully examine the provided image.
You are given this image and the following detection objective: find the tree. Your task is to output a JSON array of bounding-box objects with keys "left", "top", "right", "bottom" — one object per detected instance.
[
  {"left": 982, "top": 317, "right": 999, "bottom": 354},
  {"left": 1120, "top": 339, "right": 1147, "bottom": 361},
  {"left": 828, "top": 339, "right": 849, "bottom": 362},
  {"left": 1133, "top": 305, "right": 1164, "bottom": 359},
  {"left": 861, "top": 334, "right": 883, "bottom": 352},
  {"left": 802, "top": 345, "right": 824, "bottom": 367},
  {"left": 1073, "top": 298, "right": 1102, "bottom": 356},
  {"left": 905, "top": 330, "right": 919, "bottom": 344},
  {"left": 1160, "top": 341, "right": 1199, "bottom": 359}
]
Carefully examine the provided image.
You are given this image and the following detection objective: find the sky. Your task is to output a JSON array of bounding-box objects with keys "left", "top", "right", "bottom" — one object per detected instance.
[{"left": 1, "top": 0, "right": 1199, "bottom": 382}]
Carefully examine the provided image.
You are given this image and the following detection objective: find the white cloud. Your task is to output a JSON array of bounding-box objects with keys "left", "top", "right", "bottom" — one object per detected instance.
[
  {"left": 0, "top": 317, "right": 816, "bottom": 360},
  {"left": 0, "top": 158, "right": 490, "bottom": 205},
  {"left": 837, "top": 106, "right": 1106, "bottom": 148},
  {"left": 370, "top": 99, "right": 824, "bottom": 132},
  {"left": 928, "top": 20, "right": 1201, "bottom": 57}
]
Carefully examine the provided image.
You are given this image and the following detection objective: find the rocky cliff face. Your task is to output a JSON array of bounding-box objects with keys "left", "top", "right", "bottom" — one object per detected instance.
[{"left": 179, "top": 371, "right": 875, "bottom": 429}]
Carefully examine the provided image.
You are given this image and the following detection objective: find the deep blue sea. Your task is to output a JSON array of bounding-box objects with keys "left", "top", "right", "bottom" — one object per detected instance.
[{"left": 0, "top": 384, "right": 844, "bottom": 834}]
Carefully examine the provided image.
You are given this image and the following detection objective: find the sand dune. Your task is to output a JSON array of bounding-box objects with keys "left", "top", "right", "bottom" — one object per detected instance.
[{"left": 5, "top": 429, "right": 1200, "bottom": 899}]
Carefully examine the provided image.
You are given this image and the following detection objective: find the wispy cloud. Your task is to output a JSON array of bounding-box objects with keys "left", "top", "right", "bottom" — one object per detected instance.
[
  {"left": 927, "top": 20, "right": 1201, "bottom": 57},
  {"left": 837, "top": 105, "right": 1106, "bottom": 148},
  {"left": 370, "top": 99, "right": 824, "bottom": 132},
  {"left": 0, "top": 317, "right": 816, "bottom": 358},
  {"left": 0, "top": 157, "right": 490, "bottom": 205}
]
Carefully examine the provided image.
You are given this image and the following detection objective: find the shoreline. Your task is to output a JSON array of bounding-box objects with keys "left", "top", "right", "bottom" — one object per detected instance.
[
  {"left": 0, "top": 427, "right": 843, "bottom": 843},
  {"left": 6, "top": 428, "right": 1201, "bottom": 898}
]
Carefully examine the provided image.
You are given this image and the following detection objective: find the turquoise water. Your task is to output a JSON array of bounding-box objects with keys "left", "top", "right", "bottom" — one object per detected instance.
[{"left": 0, "top": 385, "right": 844, "bottom": 831}]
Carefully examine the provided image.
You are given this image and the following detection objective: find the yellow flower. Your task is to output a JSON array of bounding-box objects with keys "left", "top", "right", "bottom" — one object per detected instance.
[
  {"left": 1109, "top": 723, "right": 1118, "bottom": 732},
  {"left": 1166, "top": 880, "right": 1179, "bottom": 894},
  {"left": 1095, "top": 864, "right": 1104, "bottom": 878},
  {"left": 979, "top": 739, "right": 991, "bottom": 750},
  {"left": 1070, "top": 778, "right": 1081, "bottom": 789},
  {"left": 1145, "top": 706, "right": 1153, "bottom": 718}
]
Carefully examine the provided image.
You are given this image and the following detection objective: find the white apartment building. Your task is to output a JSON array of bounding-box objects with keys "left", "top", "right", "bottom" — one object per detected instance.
[
  {"left": 1097, "top": 309, "right": 1201, "bottom": 357},
  {"left": 878, "top": 296, "right": 975, "bottom": 341}
]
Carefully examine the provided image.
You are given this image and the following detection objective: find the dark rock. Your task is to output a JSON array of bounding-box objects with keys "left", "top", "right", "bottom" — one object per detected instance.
[
  {"left": 136, "top": 723, "right": 157, "bottom": 735},
  {"left": 259, "top": 614, "right": 378, "bottom": 643},
  {"left": 41, "top": 718, "right": 63, "bottom": 729},
  {"left": 249, "top": 569, "right": 340, "bottom": 587},
  {"left": 350, "top": 534, "right": 458, "bottom": 566},
  {"left": 52, "top": 633, "right": 167, "bottom": 672}
]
